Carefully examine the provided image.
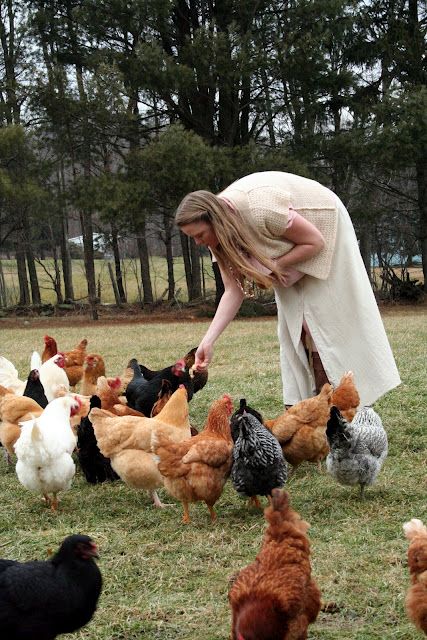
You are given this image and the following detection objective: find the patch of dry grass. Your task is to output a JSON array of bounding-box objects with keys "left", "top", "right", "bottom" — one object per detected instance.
[{"left": 0, "top": 310, "right": 425, "bottom": 639}]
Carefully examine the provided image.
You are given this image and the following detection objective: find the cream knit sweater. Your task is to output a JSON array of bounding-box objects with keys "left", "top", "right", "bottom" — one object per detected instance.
[{"left": 219, "top": 171, "right": 338, "bottom": 280}]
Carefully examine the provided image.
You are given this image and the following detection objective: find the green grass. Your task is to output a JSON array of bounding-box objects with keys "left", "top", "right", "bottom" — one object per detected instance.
[{"left": 0, "top": 309, "right": 426, "bottom": 639}]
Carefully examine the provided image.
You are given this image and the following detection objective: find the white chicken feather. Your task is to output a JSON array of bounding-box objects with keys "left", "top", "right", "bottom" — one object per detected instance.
[
  {"left": 38, "top": 353, "right": 70, "bottom": 402},
  {"left": 14, "top": 395, "right": 80, "bottom": 510},
  {"left": 0, "top": 356, "right": 25, "bottom": 394}
]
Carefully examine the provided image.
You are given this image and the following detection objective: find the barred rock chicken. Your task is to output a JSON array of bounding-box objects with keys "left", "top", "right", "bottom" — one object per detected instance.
[
  {"left": 140, "top": 347, "right": 208, "bottom": 394},
  {"left": 265, "top": 384, "right": 333, "bottom": 474},
  {"left": 77, "top": 395, "right": 119, "bottom": 484},
  {"left": 230, "top": 399, "right": 287, "bottom": 508},
  {"left": 63, "top": 338, "right": 88, "bottom": 388},
  {"left": 0, "top": 534, "right": 102, "bottom": 640},
  {"left": 403, "top": 518, "right": 427, "bottom": 635},
  {"left": 326, "top": 406, "right": 388, "bottom": 498},
  {"left": 91, "top": 386, "right": 191, "bottom": 507},
  {"left": 41, "top": 335, "right": 58, "bottom": 363},
  {"left": 126, "top": 357, "right": 194, "bottom": 417},
  {"left": 39, "top": 353, "right": 70, "bottom": 403},
  {"left": 14, "top": 395, "right": 81, "bottom": 511},
  {"left": 229, "top": 489, "right": 321, "bottom": 640},
  {"left": 152, "top": 394, "right": 234, "bottom": 523},
  {"left": 80, "top": 354, "right": 106, "bottom": 396}
]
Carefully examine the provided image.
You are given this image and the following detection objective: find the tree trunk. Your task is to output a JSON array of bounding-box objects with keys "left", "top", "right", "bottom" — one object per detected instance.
[
  {"left": 0, "top": 260, "right": 7, "bottom": 307},
  {"left": 15, "top": 238, "right": 30, "bottom": 305},
  {"left": 111, "top": 220, "right": 126, "bottom": 302},
  {"left": 163, "top": 213, "right": 175, "bottom": 300},
  {"left": 79, "top": 208, "right": 98, "bottom": 320},
  {"left": 23, "top": 212, "right": 41, "bottom": 305},
  {"left": 416, "top": 157, "right": 427, "bottom": 290},
  {"left": 136, "top": 226, "right": 153, "bottom": 305},
  {"left": 212, "top": 261, "right": 225, "bottom": 308},
  {"left": 358, "top": 225, "right": 373, "bottom": 284},
  {"left": 189, "top": 241, "right": 202, "bottom": 300}
]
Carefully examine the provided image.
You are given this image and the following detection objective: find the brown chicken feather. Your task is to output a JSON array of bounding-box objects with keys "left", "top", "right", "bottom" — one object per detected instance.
[
  {"left": 331, "top": 371, "right": 360, "bottom": 422},
  {"left": 229, "top": 489, "right": 321, "bottom": 640},
  {"left": 80, "top": 354, "right": 106, "bottom": 396},
  {"left": 265, "top": 384, "right": 333, "bottom": 473},
  {"left": 152, "top": 394, "right": 233, "bottom": 523},
  {"left": 403, "top": 519, "right": 427, "bottom": 634},
  {"left": 63, "top": 339, "right": 88, "bottom": 387}
]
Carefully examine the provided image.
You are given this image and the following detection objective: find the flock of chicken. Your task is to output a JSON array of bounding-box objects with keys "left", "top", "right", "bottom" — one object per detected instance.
[{"left": 0, "top": 334, "right": 425, "bottom": 639}]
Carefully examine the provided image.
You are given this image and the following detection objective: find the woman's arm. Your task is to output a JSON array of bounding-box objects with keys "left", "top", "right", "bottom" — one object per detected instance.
[
  {"left": 195, "top": 264, "right": 245, "bottom": 369},
  {"left": 275, "top": 212, "right": 325, "bottom": 269}
]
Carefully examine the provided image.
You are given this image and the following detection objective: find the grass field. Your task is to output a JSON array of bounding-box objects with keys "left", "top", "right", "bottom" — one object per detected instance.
[{"left": 0, "top": 308, "right": 426, "bottom": 639}]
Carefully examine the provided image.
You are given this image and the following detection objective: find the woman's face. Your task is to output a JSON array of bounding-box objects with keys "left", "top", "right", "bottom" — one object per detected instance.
[{"left": 180, "top": 220, "right": 219, "bottom": 249}]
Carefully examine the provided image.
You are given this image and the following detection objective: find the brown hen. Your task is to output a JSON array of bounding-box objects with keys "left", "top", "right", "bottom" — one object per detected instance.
[
  {"left": 265, "top": 384, "right": 333, "bottom": 474},
  {"left": 403, "top": 518, "right": 427, "bottom": 634},
  {"left": 229, "top": 489, "right": 321, "bottom": 640},
  {"left": 152, "top": 394, "right": 234, "bottom": 523}
]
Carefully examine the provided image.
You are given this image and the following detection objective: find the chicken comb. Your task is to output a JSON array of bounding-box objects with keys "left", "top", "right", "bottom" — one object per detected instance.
[
  {"left": 403, "top": 519, "right": 427, "bottom": 540},
  {"left": 108, "top": 377, "right": 122, "bottom": 390}
]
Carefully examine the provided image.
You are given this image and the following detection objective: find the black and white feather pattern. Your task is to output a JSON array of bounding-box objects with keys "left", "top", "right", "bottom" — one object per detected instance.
[
  {"left": 326, "top": 406, "right": 388, "bottom": 496},
  {"left": 231, "top": 411, "right": 288, "bottom": 498}
]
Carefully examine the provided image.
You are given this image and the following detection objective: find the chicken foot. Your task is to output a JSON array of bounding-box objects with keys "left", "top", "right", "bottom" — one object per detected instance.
[
  {"left": 150, "top": 490, "right": 173, "bottom": 509},
  {"left": 248, "top": 495, "right": 263, "bottom": 509},
  {"left": 206, "top": 504, "right": 217, "bottom": 523}
]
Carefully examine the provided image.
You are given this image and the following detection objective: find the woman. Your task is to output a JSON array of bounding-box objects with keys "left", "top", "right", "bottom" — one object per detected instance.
[{"left": 176, "top": 171, "right": 400, "bottom": 407}]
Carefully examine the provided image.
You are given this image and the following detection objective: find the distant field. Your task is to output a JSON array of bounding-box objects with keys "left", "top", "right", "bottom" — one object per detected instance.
[
  {"left": 1, "top": 258, "right": 423, "bottom": 306},
  {"left": 0, "top": 256, "right": 217, "bottom": 305}
]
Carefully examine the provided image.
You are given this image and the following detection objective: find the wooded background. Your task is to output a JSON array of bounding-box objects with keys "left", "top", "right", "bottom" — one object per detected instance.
[{"left": 0, "top": 0, "right": 425, "bottom": 317}]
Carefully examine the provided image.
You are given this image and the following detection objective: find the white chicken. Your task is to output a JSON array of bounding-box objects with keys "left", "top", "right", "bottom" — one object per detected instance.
[
  {"left": 14, "top": 395, "right": 81, "bottom": 511},
  {"left": 38, "top": 353, "right": 70, "bottom": 403},
  {"left": 0, "top": 356, "right": 26, "bottom": 394}
]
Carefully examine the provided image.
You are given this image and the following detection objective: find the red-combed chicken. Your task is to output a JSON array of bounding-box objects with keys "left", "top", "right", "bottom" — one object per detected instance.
[
  {"left": 62, "top": 339, "right": 88, "bottom": 388},
  {"left": 90, "top": 386, "right": 191, "bottom": 507},
  {"left": 41, "top": 335, "right": 58, "bottom": 363},
  {"left": 152, "top": 394, "right": 234, "bottom": 523},
  {"left": 0, "top": 534, "right": 102, "bottom": 638},
  {"left": 229, "top": 489, "right": 321, "bottom": 640},
  {"left": 331, "top": 371, "right": 360, "bottom": 422},
  {"left": 80, "top": 354, "right": 106, "bottom": 396},
  {"left": 39, "top": 353, "right": 70, "bottom": 403},
  {"left": 264, "top": 384, "right": 333, "bottom": 475},
  {"left": 95, "top": 376, "right": 123, "bottom": 411},
  {"left": 403, "top": 518, "right": 427, "bottom": 634}
]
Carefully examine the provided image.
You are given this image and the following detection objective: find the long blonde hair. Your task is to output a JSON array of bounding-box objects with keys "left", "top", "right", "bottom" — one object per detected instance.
[{"left": 175, "top": 190, "right": 282, "bottom": 289}]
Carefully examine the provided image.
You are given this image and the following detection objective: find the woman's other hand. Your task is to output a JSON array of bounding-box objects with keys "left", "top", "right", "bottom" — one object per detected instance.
[{"left": 274, "top": 266, "right": 305, "bottom": 288}]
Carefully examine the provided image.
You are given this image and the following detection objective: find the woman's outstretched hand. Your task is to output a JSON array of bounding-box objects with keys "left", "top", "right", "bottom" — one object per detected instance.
[{"left": 194, "top": 341, "right": 213, "bottom": 371}]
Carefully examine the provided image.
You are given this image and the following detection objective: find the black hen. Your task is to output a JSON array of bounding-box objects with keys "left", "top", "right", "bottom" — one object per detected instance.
[
  {"left": 0, "top": 534, "right": 102, "bottom": 640},
  {"left": 77, "top": 395, "right": 119, "bottom": 484},
  {"left": 140, "top": 347, "right": 208, "bottom": 394},
  {"left": 23, "top": 369, "right": 48, "bottom": 408},
  {"left": 126, "top": 357, "right": 194, "bottom": 416},
  {"left": 230, "top": 399, "right": 288, "bottom": 505}
]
